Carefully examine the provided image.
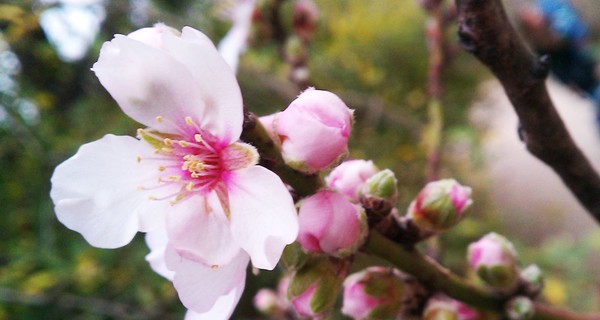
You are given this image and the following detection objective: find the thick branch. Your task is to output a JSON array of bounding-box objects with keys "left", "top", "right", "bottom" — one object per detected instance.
[
  {"left": 455, "top": 0, "right": 600, "bottom": 223},
  {"left": 365, "top": 231, "right": 600, "bottom": 320}
]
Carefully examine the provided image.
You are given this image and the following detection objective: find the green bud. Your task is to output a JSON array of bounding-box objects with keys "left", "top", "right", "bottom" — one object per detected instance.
[
  {"left": 362, "top": 169, "right": 399, "bottom": 202},
  {"left": 288, "top": 257, "right": 349, "bottom": 318},
  {"left": 506, "top": 296, "right": 534, "bottom": 320}
]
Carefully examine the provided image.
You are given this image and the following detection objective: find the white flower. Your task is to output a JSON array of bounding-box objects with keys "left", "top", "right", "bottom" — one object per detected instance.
[{"left": 50, "top": 24, "right": 299, "bottom": 315}]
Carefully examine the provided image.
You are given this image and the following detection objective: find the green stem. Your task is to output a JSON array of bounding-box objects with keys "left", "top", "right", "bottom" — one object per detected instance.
[
  {"left": 241, "top": 111, "right": 323, "bottom": 197},
  {"left": 364, "top": 231, "right": 600, "bottom": 320}
]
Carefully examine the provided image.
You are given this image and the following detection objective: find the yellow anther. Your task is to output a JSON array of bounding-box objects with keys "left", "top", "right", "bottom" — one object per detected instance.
[
  {"left": 194, "top": 134, "right": 203, "bottom": 142},
  {"left": 168, "top": 175, "right": 181, "bottom": 182},
  {"left": 185, "top": 116, "right": 194, "bottom": 126},
  {"left": 137, "top": 186, "right": 145, "bottom": 190},
  {"left": 158, "top": 165, "right": 166, "bottom": 172},
  {"left": 160, "top": 147, "right": 173, "bottom": 154},
  {"left": 211, "top": 265, "right": 219, "bottom": 269},
  {"left": 136, "top": 156, "right": 142, "bottom": 163},
  {"left": 185, "top": 182, "right": 194, "bottom": 191},
  {"left": 137, "top": 128, "right": 145, "bottom": 136},
  {"left": 149, "top": 196, "right": 158, "bottom": 200},
  {"left": 156, "top": 116, "right": 163, "bottom": 123},
  {"left": 178, "top": 141, "right": 189, "bottom": 147},
  {"left": 170, "top": 193, "right": 185, "bottom": 205},
  {"left": 163, "top": 138, "right": 173, "bottom": 146},
  {"left": 153, "top": 149, "right": 160, "bottom": 154}
]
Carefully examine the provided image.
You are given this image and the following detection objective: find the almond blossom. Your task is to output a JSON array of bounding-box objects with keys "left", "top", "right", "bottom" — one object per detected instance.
[{"left": 50, "top": 24, "right": 298, "bottom": 315}]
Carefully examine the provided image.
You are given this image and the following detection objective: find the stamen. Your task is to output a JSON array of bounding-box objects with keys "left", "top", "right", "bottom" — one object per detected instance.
[
  {"left": 156, "top": 116, "right": 163, "bottom": 123},
  {"left": 136, "top": 156, "right": 142, "bottom": 163},
  {"left": 170, "top": 193, "right": 186, "bottom": 205},
  {"left": 185, "top": 116, "right": 195, "bottom": 126},
  {"left": 185, "top": 182, "right": 194, "bottom": 191},
  {"left": 163, "top": 138, "right": 173, "bottom": 146},
  {"left": 168, "top": 175, "right": 181, "bottom": 182},
  {"left": 158, "top": 165, "right": 166, "bottom": 172}
]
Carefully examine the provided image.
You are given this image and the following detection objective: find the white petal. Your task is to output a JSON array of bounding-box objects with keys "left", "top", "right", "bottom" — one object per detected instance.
[
  {"left": 183, "top": 287, "right": 242, "bottom": 320},
  {"left": 165, "top": 246, "right": 248, "bottom": 313},
  {"left": 227, "top": 166, "right": 298, "bottom": 270},
  {"left": 161, "top": 27, "right": 244, "bottom": 142},
  {"left": 50, "top": 134, "right": 174, "bottom": 248},
  {"left": 166, "top": 194, "right": 242, "bottom": 266},
  {"left": 217, "top": 0, "right": 256, "bottom": 72},
  {"left": 144, "top": 227, "right": 175, "bottom": 281},
  {"left": 92, "top": 34, "right": 208, "bottom": 135}
]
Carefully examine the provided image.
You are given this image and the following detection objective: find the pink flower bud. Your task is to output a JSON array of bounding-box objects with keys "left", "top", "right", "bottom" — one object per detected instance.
[
  {"left": 325, "top": 160, "right": 379, "bottom": 203},
  {"left": 293, "top": 0, "right": 319, "bottom": 41},
  {"left": 341, "top": 267, "right": 405, "bottom": 320},
  {"left": 254, "top": 288, "right": 286, "bottom": 316},
  {"left": 288, "top": 257, "right": 350, "bottom": 319},
  {"left": 297, "top": 190, "right": 367, "bottom": 257},
  {"left": 407, "top": 179, "right": 472, "bottom": 232},
  {"left": 423, "top": 295, "right": 481, "bottom": 320},
  {"left": 276, "top": 88, "right": 353, "bottom": 173},
  {"left": 468, "top": 233, "right": 519, "bottom": 288}
]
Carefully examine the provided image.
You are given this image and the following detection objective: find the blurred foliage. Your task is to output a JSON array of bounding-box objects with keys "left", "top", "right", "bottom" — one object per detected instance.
[{"left": 0, "top": 0, "right": 599, "bottom": 319}]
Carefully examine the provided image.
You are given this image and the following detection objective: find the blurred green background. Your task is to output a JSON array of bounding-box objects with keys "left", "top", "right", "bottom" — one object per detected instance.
[{"left": 1, "top": 0, "right": 599, "bottom": 319}]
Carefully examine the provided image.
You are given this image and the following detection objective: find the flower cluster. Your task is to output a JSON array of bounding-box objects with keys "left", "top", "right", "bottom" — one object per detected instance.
[
  {"left": 50, "top": 15, "right": 548, "bottom": 320},
  {"left": 51, "top": 24, "right": 299, "bottom": 318}
]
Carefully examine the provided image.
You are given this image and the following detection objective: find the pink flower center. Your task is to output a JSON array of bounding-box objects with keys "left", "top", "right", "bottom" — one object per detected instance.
[{"left": 135, "top": 116, "right": 257, "bottom": 205}]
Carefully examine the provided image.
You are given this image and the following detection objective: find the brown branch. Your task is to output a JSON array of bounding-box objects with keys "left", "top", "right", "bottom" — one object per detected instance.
[{"left": 455, "top": 0, "right": 600, "bottom": 223}]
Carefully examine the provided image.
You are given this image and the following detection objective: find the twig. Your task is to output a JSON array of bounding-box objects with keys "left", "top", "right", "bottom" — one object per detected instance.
[
  {"left": 364, "top": 231, "right": 600, "bottom": 320},
  {"left": 454, "top": 0, "right": 600, "bottom": 223},
  {"left": 420, "top": 0, "right": 448, "bottom": 182}
]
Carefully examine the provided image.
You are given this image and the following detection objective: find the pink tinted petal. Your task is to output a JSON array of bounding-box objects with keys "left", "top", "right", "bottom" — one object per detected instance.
[
  {"left": 50, "top": 134, "right": 173, "bottom": 248},
  {"left": 291, "top": 284, "right": 317, "bottom": 317},
  {"left": 228, "top": 166, "right": 298, "bottom": 270},
  {"left": 92, "top": 34, "right": 206, "bottom": 134},
  {"left": 325, "top": 160, "right": 378, "bottom": 202},
  {"left": 278, "top": 110, "right": 348, "bottom": 170},
  {"left": 166, "top": 194, "right": 241, "bottom": 267},
  {"left": 127, "top": 24, "right": 180, "bottom": 49},
  {"left": 297, "top": 194, "right": 333, "bottom": 253},
  {"left": 161, "top": 27, "right": 243, "bottom": 142},
  {"left": 319, "top": 196, "right": 361, "bottom": 254},
  {"left": 144, "top": 227, "right": 175, "bottom": 281},
  {"left": 165, "top": 246, "right": 248, "bottom": 313},
  {"left": 183, "top": 287, "right": 242, "bottom": 320}
]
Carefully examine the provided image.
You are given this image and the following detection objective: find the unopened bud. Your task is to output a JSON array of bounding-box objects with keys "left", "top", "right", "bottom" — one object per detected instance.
[
  {"left": 285, "top": 35, "right": 308, "bottom": 65},
  {"left": 297, "top": 190, "right": 367, "bottom": 258},
  {"left": 520, "top": 264, "right": 544, "bottom": 296},
  {"left": 341, "top": 267, "right": 405, "bottom": 320},
  {"left": 254, "top": 288, "right": 286, "bottom": 316},
  {"left": 288, "top": 257, "right": 350, "bottom": 319},
  {"left": 407, "top": 179, "right": 472, "bottom": 232},
  {"left": 293, "top": 0, "right": 319, "bottom": 40},
  {"left": 506, "top": 296, "right": 534, "bottom": 320},
  {"left": 326, "top": 159, "right": 379, "bottom": 203},
  {"left": 468, "top": 233, "right": 519, "bottom": 288},
  {"left": 276, "top": 88, "right": 353, "bottom": 173},
  {"left": 362, "top": 169, "right": 399, "bottom": 202},
  {"left": 423, "top": 295, "right": 480, "bottom": 320}
]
